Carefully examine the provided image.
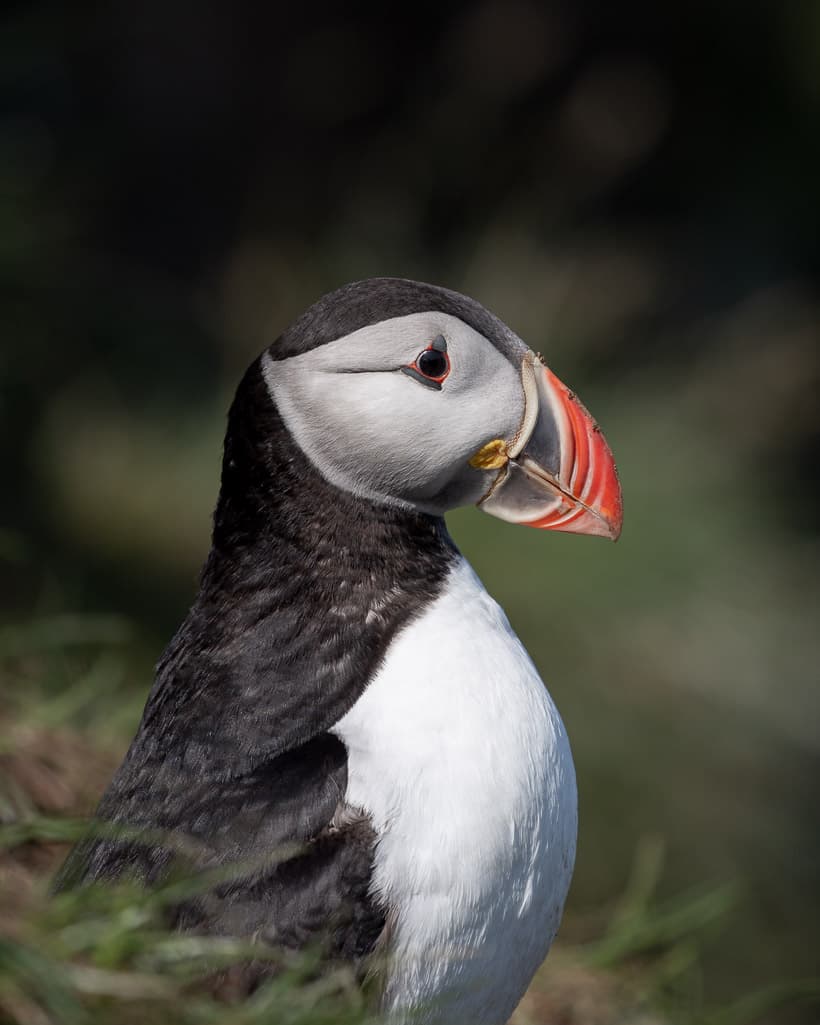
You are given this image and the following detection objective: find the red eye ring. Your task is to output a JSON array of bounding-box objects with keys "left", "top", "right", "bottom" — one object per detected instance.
[
  {"left": 399, "top": 335, "right": 450, "bottom": 390},
  {"left": 413, "top": 346, "right": 450, "bottom": 383}
]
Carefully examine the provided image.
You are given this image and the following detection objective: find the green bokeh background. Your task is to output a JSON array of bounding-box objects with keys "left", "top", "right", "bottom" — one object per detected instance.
[{"left": 1, "top": 3, "right": 818, "bottom": 1022}]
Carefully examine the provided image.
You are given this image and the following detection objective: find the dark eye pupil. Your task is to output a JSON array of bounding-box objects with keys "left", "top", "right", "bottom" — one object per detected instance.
[{"left": 418, "top": 349, "right": 448, "bottom": 378}]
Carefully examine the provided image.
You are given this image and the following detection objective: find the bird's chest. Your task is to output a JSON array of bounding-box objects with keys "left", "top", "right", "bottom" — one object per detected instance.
[{"left": 333, "top": 560, "right": 577, "bottom": 1025}]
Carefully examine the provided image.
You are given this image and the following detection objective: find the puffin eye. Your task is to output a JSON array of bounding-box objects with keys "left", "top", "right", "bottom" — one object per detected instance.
[
  {"left": 399, "top": 335, "right": 451, "bottom": 390},
  {"left": 416, "top": 348, "right": 449, "bottom": 381}
]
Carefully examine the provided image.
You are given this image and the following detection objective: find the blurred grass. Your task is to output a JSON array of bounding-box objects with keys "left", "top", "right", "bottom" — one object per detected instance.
[{"left": 0, "top": 741, "right": 811, "bottom": 1025}]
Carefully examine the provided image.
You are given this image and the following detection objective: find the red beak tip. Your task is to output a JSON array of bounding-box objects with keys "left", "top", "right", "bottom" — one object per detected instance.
[{"left": 600, "top": 487, "right": 624, "bottom": 542}]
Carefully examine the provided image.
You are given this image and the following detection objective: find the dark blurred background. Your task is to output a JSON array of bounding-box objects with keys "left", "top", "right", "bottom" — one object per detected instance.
[{"left": 1, "top": 2, "right": 818, "bottom": 1022}]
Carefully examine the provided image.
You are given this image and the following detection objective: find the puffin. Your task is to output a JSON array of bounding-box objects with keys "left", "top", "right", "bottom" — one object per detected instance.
[{"left": 56, "top": 278, "right": 622, "bottom": 1025}]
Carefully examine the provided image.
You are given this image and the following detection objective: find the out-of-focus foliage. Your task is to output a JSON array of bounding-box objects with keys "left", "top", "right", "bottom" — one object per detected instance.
[{"left": 1, "top": 2, "right": 818, "bottom": 1023}]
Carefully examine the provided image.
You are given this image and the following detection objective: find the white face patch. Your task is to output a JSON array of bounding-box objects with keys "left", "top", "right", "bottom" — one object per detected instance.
[{"left": 262, "top": 312, "right": 527, "bottom": 514}]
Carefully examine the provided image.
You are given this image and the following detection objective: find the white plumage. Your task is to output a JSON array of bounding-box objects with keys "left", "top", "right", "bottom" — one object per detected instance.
[{"left": 334, "top": 557, "right": 578, "bottom": 1025}]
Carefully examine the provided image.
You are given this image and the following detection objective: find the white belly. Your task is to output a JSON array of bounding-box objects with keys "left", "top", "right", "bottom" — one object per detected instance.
[{"left": 333, "top": 558, "right": 577, "bottom": 1025}]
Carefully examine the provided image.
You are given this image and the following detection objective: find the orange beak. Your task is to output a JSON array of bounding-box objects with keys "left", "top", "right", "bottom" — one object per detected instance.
[{"left": 478, "top": 354, "right": 623, "bottom": 541}]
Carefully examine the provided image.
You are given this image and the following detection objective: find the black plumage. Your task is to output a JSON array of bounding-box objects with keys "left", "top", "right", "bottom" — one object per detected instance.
[{"left": 55, "top": 350, "right": 458, "bottom": 971}]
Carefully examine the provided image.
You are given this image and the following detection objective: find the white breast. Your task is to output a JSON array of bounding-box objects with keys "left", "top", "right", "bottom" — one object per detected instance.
[{"left": 333, "top": 558, "right": 577, "bottom": 1025}]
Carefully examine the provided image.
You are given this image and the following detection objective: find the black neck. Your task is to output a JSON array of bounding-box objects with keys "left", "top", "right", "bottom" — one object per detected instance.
[
  {"left": 207, "top": 356, "right": 452, "bottom": 589},
  {"left": 130, "top": 358, "right": 458, "bottom": 781}
]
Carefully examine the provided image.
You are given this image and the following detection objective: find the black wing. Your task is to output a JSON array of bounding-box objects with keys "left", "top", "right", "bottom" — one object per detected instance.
[{"left": 55, "top": 728, "right": 384, "bottom": 969}]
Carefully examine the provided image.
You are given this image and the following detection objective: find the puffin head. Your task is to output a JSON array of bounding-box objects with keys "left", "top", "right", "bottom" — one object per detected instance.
[{"left": 260, "top": 278, "right": 622, "bottom": 540}]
